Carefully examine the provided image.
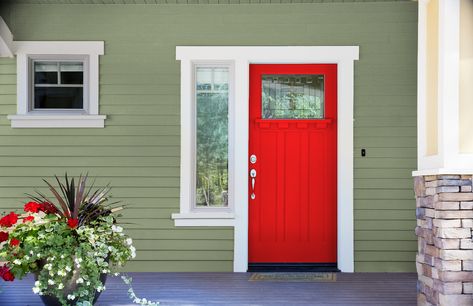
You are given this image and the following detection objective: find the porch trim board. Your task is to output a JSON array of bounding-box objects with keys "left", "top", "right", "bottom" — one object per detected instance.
[{"left": 175, "top": 46, "right": 359, "bottom": 273}]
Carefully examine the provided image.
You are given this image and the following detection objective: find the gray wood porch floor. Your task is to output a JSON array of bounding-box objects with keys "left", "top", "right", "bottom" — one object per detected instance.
[{"left": 0, "top": 272, "right": 417, "bottom": 305}]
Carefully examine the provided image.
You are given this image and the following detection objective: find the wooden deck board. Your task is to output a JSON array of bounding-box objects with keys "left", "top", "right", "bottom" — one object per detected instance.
[{"left": 0, "top": 272, "right": 417, "bottom": 305}]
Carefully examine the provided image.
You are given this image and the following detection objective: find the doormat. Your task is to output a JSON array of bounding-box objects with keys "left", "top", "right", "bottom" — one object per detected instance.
[{"left": 249, "top": 272, "right": 336, "bottom": 282}]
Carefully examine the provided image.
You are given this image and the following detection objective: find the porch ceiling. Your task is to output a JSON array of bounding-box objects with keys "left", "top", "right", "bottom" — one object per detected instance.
[{"left": 3, "top": 0, "right": 412, "bottom": 4}]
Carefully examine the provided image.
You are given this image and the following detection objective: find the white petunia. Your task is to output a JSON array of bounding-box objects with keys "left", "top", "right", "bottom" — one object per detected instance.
[
  {"left": 48, "top": 279, "right": 55, "bottom": 285},
  {"left": 126, "top": 238, "right": 133, "bottom": 246},
  {"left": 65, "top": 266, "right": 72, "bottom": 272},
  {"left": 67, "top": 294, "right": 76, "bottom": 300},
  {"left": 13, "top": 259, "right": 21, "bottom": 265},
  {"left": 32, "top": 287, "right": 41, "bottom": 294},
  {"left": 76, "top": 277, "right": 84, "bottom": 284},
  {"left": 111, "top": 225, "right": 123, "bottom": 233},
  {"left": 58, "top": 283, "right": 64, "bottom": 290},
  {"left": 34, "top": 281, "right": 40, "bottom": 287}
]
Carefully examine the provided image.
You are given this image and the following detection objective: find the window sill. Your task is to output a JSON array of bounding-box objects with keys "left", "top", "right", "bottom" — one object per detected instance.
[
  {"left": 171, "top": 212, "right": 235, "bottom": 227},
  {"left": 7, "top": 114, "right": 106, "bottom": 128}
]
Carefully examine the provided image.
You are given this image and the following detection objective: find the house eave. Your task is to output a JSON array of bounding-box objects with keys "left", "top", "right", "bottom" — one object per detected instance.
[{"left": 0, "top": 17, "right": 14, "bottom": 58}]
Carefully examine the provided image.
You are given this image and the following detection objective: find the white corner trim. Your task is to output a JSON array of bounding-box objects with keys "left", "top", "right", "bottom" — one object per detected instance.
[
  {"left": 7, "top": 115, "right": 106, "bottom": 128},
  {"left": 176, "top": 46, "right": 359, "bottom": 273},
  {"left": 12, "top": 41, "right": 104, "bottom": 55},
  {"left": 413, "top": 168, "right": 473, "bottom": 176},
  {"left": 0, "top": 17, "right": 14, "bottom": 58}
]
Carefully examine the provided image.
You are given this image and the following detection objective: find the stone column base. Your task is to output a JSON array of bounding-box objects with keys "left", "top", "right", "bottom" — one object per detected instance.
[{"left": 415, "top": 175, "right": 473, "bottom": 306}]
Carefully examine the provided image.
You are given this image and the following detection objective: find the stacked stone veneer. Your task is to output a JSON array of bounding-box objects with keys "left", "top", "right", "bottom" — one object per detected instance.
[{"left": 415, "top": 175, "right": 473, "bottom": 306}]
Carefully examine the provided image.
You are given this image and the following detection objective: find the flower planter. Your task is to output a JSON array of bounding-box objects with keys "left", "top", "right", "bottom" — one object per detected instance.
[{"left": 35, "top": 272, "right": 107, "bottom": 306}]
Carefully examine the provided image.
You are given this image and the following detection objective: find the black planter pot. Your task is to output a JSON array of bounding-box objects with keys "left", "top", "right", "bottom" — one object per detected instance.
[
  {"left": 35, "top": 273, "right": 107, "bottom": 306},
  {"left": 35, "top": 259, "right": 108, "bottom": 306}
]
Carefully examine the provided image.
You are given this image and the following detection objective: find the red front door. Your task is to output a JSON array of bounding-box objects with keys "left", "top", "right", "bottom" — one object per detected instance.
[{"left": 248, "top": 64, "right": 337, "bottom": 265}]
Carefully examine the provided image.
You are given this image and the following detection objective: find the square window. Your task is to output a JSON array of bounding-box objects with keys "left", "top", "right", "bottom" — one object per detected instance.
[
  {"left": 32, "top": 60, "right": 85, "bottom": 111},
  {"left": 8, "top": 41, "right": 105, "bottom": 128}
]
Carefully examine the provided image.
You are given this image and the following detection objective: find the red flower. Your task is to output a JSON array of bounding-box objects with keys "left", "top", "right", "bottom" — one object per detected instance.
[
  {"left": 9, "top": 239, "right": 20, "bottom": 247},
  {"left": 0, "top": 265, "right": 15, "bottom": 282},
  {"left": 0, "top": 212, "right": 18, "bottom": 228},
  {"left": 23, "top": 216, "right": 34, "bottom": 223},
  {"left": 0, "top": 231, "right": 8, "bottom": 242},
  {"left": 24, "top": 201, "right": 41, "bottom": 213},
  {"left": 67, "top": 218, "right": 78, "bottom": 229}
]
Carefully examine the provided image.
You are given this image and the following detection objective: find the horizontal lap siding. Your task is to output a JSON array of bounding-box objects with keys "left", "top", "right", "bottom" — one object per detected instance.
[{"left": 0, "top": 1, "right": 417, "bottom": 272}]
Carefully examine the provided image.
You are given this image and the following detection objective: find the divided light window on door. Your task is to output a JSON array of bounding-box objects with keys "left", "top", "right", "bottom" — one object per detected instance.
[{"left": 262, "top": 74, "right": 325, "bottom": 119}]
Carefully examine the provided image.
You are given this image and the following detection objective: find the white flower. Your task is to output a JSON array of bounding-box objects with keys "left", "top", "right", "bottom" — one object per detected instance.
[
  {"left": 130, "top": 246, "right": 136, "bottom": 259},
  {"left": 76, "top": 277, "right": 84, "bottom": 284},
  {"left": 48, "top": 279, "right": 55, "bottom": 285},
  {"left": 24, "top": 255, "right": 30, "bottom": 260},
  {"left": 32, "top": 287, "right": 41, "bottom": 294},
  {"left": 111, "top": 225, "right": 123, "bottom": 233},
  {"left": 86, "top": 281, "right": 91, "bottom": 286},
  {"left": 102, "top": 269, "right": 109, "bottom": 273},
  {"left": 34, "top": 281, "right": 40, "bottom": 287},
  {"left": 67, "top": 294, "right": 76, "bottom": 300},
  {"left": 74, "top": 257, "right": 83, "bottom": 264},
  {"left": 96, "top": 285, "right": 105, "bottom": 292},
  {"left": 58, "top": 270, "right": 66, "bottom": 276},
  {"left": 13, "top": 259, "right": 21, "bottom": 265},
  {"left": 65, "top": 266, "right": 72, "bottom": 272},
  {"left": 126, "top": 238, "right": 133, "bottom": 246},
  {"left": 36, "top": 253, "right": 41, "bottom": 258},
  {"left": 58, "top": 283, "right": 64, "bottom": 290},
  {"left": 30, "top": 250, "right": 34, "bottom": 255}
]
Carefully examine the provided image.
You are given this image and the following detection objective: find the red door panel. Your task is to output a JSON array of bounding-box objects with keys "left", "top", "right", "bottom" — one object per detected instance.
[{"left": 248, "top": 64, "right": 337, "bottom": 264}]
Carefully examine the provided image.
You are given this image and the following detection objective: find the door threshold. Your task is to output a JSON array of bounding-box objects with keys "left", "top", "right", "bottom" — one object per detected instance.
[{"left": 248, "top": 263, "right": 340, "bottom": 272}]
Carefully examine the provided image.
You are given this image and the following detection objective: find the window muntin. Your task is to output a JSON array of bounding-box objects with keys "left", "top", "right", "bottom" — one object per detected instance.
[
  {"left": 32, "top": 60, "right": 84, "bottom": 110},
  {"left": 195, "top": 66, "right": 229, "bottom": 208},
  {"left": 262, "top": 74, "right": 324, "bottom": 119}
]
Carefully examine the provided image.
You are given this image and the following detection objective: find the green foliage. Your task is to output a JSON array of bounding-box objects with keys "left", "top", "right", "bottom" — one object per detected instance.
[{"left": 0, "top": 214, "right": 134, "bottom": 305}]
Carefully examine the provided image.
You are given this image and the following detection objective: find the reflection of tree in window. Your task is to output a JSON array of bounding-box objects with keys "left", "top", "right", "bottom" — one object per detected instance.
[
  {"left": 262, "top": 74, "right": 324, "bottom": 119},
  {"left": 195, "top": 67, "right": 229, "bottom": 207}
]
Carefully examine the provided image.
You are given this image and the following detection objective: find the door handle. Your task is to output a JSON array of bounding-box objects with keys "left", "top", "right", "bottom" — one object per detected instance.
[{"left": 250, "top": 169, "right": 256, "bottom": 200}]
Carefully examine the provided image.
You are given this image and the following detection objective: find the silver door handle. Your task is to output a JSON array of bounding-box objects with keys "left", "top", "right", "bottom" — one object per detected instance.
[{"left": 250, "top": 169, "right": 256, "bottom": 200}]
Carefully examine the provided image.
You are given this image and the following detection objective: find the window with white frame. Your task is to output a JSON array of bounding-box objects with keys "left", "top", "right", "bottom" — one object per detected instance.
[
  {"left": 172, "top": 62, "right": 234, "bottom": 226},
  {"left": 8, "top": 41, "right": 105, "bottom": 128},
  {"left": 32, "top": 58, "right": 86, "bottom": 111},
  {"left": 195, "top": 66, "right": 229, "bottom": 208}
]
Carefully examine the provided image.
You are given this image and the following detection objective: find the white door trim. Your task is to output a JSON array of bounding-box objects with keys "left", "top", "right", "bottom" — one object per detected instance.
[{"left": 176, "top": 46, "right": 359, "bottom": 273}]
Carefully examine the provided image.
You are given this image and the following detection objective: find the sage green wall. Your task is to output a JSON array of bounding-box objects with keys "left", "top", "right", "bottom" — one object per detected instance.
[{"left": 0, "top": 1, "right": 417, "bottom": 272}]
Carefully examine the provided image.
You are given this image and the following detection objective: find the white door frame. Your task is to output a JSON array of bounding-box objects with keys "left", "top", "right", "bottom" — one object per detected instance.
[{"left": 176, "top": 46, "right": 359, "bottom": 273}]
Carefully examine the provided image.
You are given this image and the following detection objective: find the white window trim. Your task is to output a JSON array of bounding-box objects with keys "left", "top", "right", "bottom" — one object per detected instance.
[
  {"left": 172, "top": 61, "right": 234, "bottom": 223},
  {"left": 174, "top": 46, "right": 359, "bottom": 273},
  {"left": 7, "top": 41, "right": 106, "bottom": 128}
]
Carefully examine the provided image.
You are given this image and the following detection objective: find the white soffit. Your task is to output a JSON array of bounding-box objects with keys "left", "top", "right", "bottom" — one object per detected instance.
[{"left": 0, "top": 16, "right": 14, "bottom": 58}]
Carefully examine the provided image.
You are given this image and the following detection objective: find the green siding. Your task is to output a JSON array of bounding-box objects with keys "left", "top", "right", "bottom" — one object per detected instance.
[{"left": 0, "top": 1, "right": 417, "bottom": 272}]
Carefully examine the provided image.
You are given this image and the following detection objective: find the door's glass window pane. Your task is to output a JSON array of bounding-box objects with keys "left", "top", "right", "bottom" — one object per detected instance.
[
  {"left": 33, "top": 61, "right": 84, "bottom": 110},
  {"left": 262, "top": 74, "right": 324, "bottom": 119},
  {"left": 195, "top": 67, "right": 229, "bottom": 207}
]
